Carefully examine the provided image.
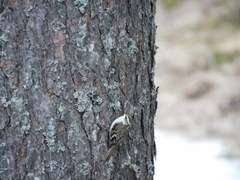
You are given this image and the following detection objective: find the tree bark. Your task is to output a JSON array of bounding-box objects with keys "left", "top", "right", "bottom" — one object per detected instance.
[{"left": 0, "top": 0, "right": 157, "bottom": 179}]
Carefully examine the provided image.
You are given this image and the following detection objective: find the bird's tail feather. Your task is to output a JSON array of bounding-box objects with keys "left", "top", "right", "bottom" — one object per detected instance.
[{"left": 104, "top": 145, "right": 117, "bottom": 161}]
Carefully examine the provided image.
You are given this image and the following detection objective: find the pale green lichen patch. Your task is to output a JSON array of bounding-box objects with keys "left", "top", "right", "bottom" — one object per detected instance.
[
  {"left": 43, "top": 118, "right": 56, "bottom": 149},
  {"left": 1, "top": 97, "right": 10, "bottom": 108},
  {"left": 127, "top": 38, "right": 139, "bottom": 56},
  {"left": 80, "top": 162, "right": 92, "bottom": 176},
  {"left": 46, "top": 59, "right": 59, "bottom": 73},
  {"left": 0, "top": 34, "right": 8, "bottom": 45},
  {"left": 68, "top": 120, "right": 82, "bottom": 144},
  {"left": 147, "top": 162, "right": 155, "bottom": 176},
  {"left": 87, "top": 43, "right": 101, "bottom": 68},
  {"left": 139, "top": 98, "right": 147, "bottom": 106},
  {"left": 102, "top": 28, "right": 117, "bottom": 57},
  {"left": 42, "top": 119, "right": 66, "bottom": 153},
  {"left": 73, "top": 89, "right": 92, "bottom": 112},
  {"left": 73, "top": 86, "right": 103, "bottom": 113},
  {"left": 103, "top": 81, "right": 120, "bottom": 91},
  {"left": 0, "top": 51, "right": 6, "bottom": 57},
  {"left": 73, "top": 123, "right": 78, "bottom": 130},
  {"left": 88, "top": 87, "right": 103, "bottom": 105},
  {"left": 139, "top": 89, "right": 148, "bottom": 105},
  {"left": 58, "top": 104, "right": 64, "bottom": 112},
  {"left": 81, "top": 76, "right": 87, "bottom": 82},
  {"left": 151, "top": 88, "right": 157, "bottom": 97},
  {"left": 51, "top": 21, "right": 66, "bottom": 32},
  {"left": 103, "top": 58, "right": 111, "bottom": 70},
  {"left": 91, "top": 128, "right": 98, "bottom": 142},
  {"left": 25, "top": 4, "right": 34, "bottom": 17},
  {"left": 9, "top": 96, "right": 24, "bottom": 109},
  {"left": 20, "top": 111, "right": 31, "bottom": 135},
  {"left": 56, "top": 81, "right": 67, "bottom": 96},
  {"left": 48, "top": 160, "right": 58, "bottom": 171},
  {"left": 76, "top": 23, "right": 87, "bottom": 47},
  {"left": 9, "top": 95, "right": 31, "bottom": 135},
  {"left": 142, "top": 89, "right": 147, "bottom": 95},
  {"left": 124, "top": 101, "right": 138, "bottom": 116},
  {"left": 57, "top": 145, "right": 66, "bottom": 153},
  {"left": 118, "top": 29, "right": 139, "bottom": 59},
  {"left": 0, "top": 28, "right": 10, "bottom": 57},
  {"left": 93, "top": 96, "right": 103, "bottom": 106},
  {"left": 28, "top": 5, "right": 34, "bottom": 12},
  {"left": 73, "top": 0, "right": 88, "bottom": 14},
  {"left": 74, "top": 42, "right": 100, "bottom": 71},
  {"left": 109, "top": 68, "right": 115, "bottom": 75},
  {"left": 92, "top": 106, "right": 102, "bottom": 113},
  {"left": 108, "top": 101, "right": 121, "bottom": 111}
]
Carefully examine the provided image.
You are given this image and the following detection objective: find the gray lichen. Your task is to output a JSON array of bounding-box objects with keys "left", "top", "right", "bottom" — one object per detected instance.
[
  {"left": 28, "top": 5, "right": 34, "bottom": 12},
  {"left": 1, "top": 97, "right": 10, "bottom": 108},
  {"left": 20, "top": 111, "right": 31, "bottom": 135},
  {"left": 58, "top": 104, "right": 64, "bottom": 112},
  {"left": 73, "top": 86, "right": 103, "bottom": 113},
  {"left": 46, "top": 59, "right": 59, "bottom": 73},
  {"left": 22, "top": 66, "right": 34, "bottom": 89},
  {"left": 139, "top": 98, "right": 146, "bottom": 106},
  {"left": 80, "top": 162, "right": 92, "bottom": 176},
  {"left": 118, "top": 29, "right": 139, "bottom": 58},
  {"left": 57, "top": 145, "right": 66, "bottom": 153},
  {"left": 42, "top": 118, "right": 56, "bottom": 151},
  {"left": 147, "top": 162, "right": 155, "bottom": 176},
  {"left": 51, "top": 21, "right": 66, "bottom": 32},
  {"left": 102, "top": 28, "right": 117, "bottom": 57},
  {"left": 73, "top": 90, "right": 92, "bottom": 112},
  {"left": 81, "top": 77, "right": 87, "bottom": 82},
  {"left": 48, "top": 160, "right": 58, "bottom": 171},
  {"left": 92, "top": 96, "right": 103, "bottom": 106},
  {"left": 124, "top": 101, "right": 138, "bottom": 116},
  {"left": 0, "top": 34, "right": 8, "bottom": 45},
  {"left": 67, "top": 120, "right": 83, "bottom": 147},
  {"left": 76, "top": 24, "right": 87, "bottom": 47},
  {"left": 92, "top": 106, "right": 102, "bottom": 113},
  {"left": 73, "top": 0, "right": 88, "bottom": 14},
  {"left": 56, "top": 81, "right": 67, "bottom": 96},
  {"left": 25, "top": 5, "right": 34, "bottom": 17},
  {"left": 91, "top": 128, "right": 98, "bottom": 142},
  {"left": 109, "top": 68, "right": 115, "bottom": 75},
  {"left": 103, "top": 58, "right": 111, "bottom": 70},
  {"left": 0, "top": 51, "right": 6, "bottom": 57},
  {"left": 142, "top": 89, "right": 147, "bottom": 95},
  {"left": 87, "top": 86, "right": 97, "bottom": 97},
  {"left": 127, "top": 38, "right": 139, "bottom": 56},
  {"left": 151, "top": 88, "right": 157, "bottom": 97},
  {"left": 103, "top": 81, "right": 120, "bottom": 91},
  {"left": 108, "top": 101, "right": 121, "bottom": 111},
  {"left": 131, "top": 164, "right": 142, "bottom": 179},
  {"left": 10, "top": 95, "right": 31, "bottom": 135},
  {"left": 139, "top": 89, "right": 148, "bottom": 105}
]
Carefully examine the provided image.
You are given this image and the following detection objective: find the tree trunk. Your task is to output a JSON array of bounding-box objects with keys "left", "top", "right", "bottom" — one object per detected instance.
[{"left": 0, "top": 0, "right": 157, "bottom": 179}]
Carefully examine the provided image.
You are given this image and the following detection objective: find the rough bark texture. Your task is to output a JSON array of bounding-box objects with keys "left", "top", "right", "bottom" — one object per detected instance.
[{"left": 0, "top": 0, "right": 157, "bottom": 179}]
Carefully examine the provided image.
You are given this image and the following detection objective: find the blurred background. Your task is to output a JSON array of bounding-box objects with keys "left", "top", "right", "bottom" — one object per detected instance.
[{"left": 154, "top": 0, "right": 240, "bottom": 179}]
